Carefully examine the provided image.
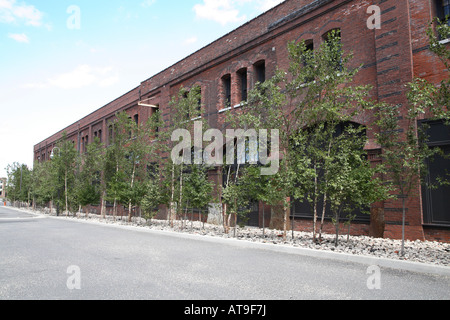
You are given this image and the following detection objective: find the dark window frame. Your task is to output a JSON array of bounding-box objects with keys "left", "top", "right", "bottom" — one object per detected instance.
[
  {"left": 254, "top": 60, "right": 266, "bottom": 84},
  {"left": 237, "top": 68, "right": 248, "bottom": 103},
  {"left": 222, "top": 74, "right": 232, "bottom": 107},
  {"left": 419, "top": 119, "right": 450, "bottom": 227}
]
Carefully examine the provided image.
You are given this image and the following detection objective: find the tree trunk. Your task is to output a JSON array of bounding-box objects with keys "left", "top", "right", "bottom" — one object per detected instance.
[
  {"left": 65, "top": 170, "right": 69, "bottom": 216},
  {"left": 223, "top": 202, "right": 228, "bottom": 233},
  {"left": 335, "top": 216, "right": 340, "bottom": 247},
  {"left": 319, "top": 141, "right": 332, "bottom": 242},
  {"left": 319, "top": 191, "right": 328, "bottom": 243},
  {"left": 178, "top": 164, "right": 184, "bottom": 229},
  {"left": 128, "top": 163, "right": 136, "bottom": 223},
  {"left": 100, "top": 192, "right": 106, "bottom": 219},
  {"left": 401, "top": 196, "right": 406, "bottom": 256},
  {"left": 262, "top": 204, "right": 265, "bottom": 237},
  {"left": 312, "top": 164, "right": 318, "bottom": 243},
  {"left": 113, "top": 198, "right": 117, "bottom": 221},
  {"left": 169, "top": 163, "right": 175, "bottom": 227}
]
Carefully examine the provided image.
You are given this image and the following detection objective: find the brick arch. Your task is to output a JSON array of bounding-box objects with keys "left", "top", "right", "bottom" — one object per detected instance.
[{"left": 317, "top": 20, "right": 342, "bottom": 38}]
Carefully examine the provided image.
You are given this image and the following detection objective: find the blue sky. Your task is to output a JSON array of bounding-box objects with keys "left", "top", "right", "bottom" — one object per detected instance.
[{"left": 0, "top": 0, "right": 284, "bottom": 178}]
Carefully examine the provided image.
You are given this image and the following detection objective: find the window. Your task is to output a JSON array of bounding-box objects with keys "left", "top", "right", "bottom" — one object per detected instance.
[
  {"left": 182, "top": 91, "right": 191, "bottom": 120},
  {"left": 195, "top": 87, "right": 202, "bottom": 118},
  {"left": 323, "top": 29, "right": 343, "bottom": 72},
  {"left": 237, "top": 68, "right": 248, "bottom": 103},
  {"left": 254, "top": 60, "right": 266, "bottom": 84},
  {"left": 421, "top": 120, "right": 450, "bottom": 226},
  {"left": 83, "top": 135, "right": 88, "bottom": 153},
  {"left": 436, "top": 0, "right": 450, "bottom": 25},
  {"left": 303, "top": 40, "right": 314, "bottom": 83},
  {"left": 153, "top": 106, "right": 160, "bottom": 137},
  {"left": 108, "top": 125, "right": 113, "bottom": 146},
  {"left": 98, "top": 129, "right": 102, "bottom": 143},
  {"left": 222, "top": 74, "right": 231, "bottom": 107},
  {"left": 128, "top": 117, "right": 133, "bottom": 138},
  {"left": 134, "top": 114, "right": 139, "bottom": 126}
]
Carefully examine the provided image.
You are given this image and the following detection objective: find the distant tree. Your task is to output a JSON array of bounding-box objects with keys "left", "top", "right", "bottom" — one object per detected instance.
[
  {"left": 5, "top": 162, "right": 32, "bottom": 206},
  {"left": 30, "top": 161, "right": 54, "bottom": 209}
]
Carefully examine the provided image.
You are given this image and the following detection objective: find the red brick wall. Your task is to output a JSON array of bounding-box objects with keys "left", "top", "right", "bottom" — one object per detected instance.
[{"left": 33, "top": 0, "right": 450, "bottom": 242}]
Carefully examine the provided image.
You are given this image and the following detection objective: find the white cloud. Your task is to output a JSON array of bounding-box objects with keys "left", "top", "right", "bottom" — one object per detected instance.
[
  {"left": 193, "top": 0, "right": 248, "bottom": 26},
  {"left": 24, "top": 65, "right": 120, "bottom": 90},
  {"left": 8, "top": 32, "right": 29, "bottom": 43},
  {"left": 193, "top": 0, "right": 284, "bottom": 26},
  {"left": 183, "top": 36, "right": 198, "bottom": 45},
  {"left": 0, "top": 0, "right": 44, "bottom": 27}
]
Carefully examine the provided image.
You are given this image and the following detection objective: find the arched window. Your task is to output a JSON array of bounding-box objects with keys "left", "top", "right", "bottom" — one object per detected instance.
[
  {"left": 322, "top": 29, "right": 342, "bottom": 72},
  {"left": 253, "top": 60, "right": 266, "bottom": 84},
  {"left": 237, "top": 68, "right": 248, "bottom": 103},
  {"left": 302, "top": 39, "right": 315, "bottom": 83}
]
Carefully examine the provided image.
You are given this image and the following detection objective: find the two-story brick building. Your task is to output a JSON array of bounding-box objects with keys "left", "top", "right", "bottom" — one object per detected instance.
[{"left": 34, "top": 0, "right": 450, "bottom": 242}]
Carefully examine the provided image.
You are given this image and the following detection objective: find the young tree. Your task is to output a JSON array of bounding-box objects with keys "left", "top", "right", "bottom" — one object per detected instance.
[
  {"left": 183, "top": 165, "right": 214, "bottom": 229},
  {"left": 5, "top": 163, "right": 32, "bottom": 206},
  {"left": 375, "top": 18, "right": 449, "bottom": 256},
  {"left": 51, "top": 132, "right": 78, "bottom": 216},
  {"left": 73, "top": 136, "right": 104, "bottom": 217},
  {"left": 141, "top": 165, "right": 165, "bottom": 221},
  {"left": 30, "top": 160, "right": 54, "bottom": 210},
  {"left": 165, "top": 85, "right": 207, "bottom": 227},
  {"left": 375, "top": 103, "right": 441, "bottom": 256},
  {"left": 103, "top": 111, "right": 155, "bottom": 222},
  {"left": 325, "top": 125, "right": 389, "bottom": 246}
]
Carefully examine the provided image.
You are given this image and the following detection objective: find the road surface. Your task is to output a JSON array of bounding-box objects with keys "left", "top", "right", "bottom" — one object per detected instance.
[{"left": 0, "top": 205, "right": 449, "bottom": 301}]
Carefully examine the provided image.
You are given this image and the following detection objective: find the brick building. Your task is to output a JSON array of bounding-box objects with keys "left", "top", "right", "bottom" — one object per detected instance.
[{"left": 34, "top": 0, "right": 450, "bottom": 242}]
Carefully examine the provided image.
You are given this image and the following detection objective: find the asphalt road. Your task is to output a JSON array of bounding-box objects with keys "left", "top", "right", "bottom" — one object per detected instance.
[{"left": 0, "top": 205, "right": 449, "bottom": 301}]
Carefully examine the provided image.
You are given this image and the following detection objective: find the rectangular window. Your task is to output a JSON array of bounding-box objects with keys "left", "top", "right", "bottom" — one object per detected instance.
[
  {"left": 98, "top": 129, "right": 102, "bottom": 143},
  {"left": 84, "top": 136, "right": 88, "bottom": 153},
  {"left": 108, "top": 125, "right": 113, "bottom": 146},
  {"left": 421, "top": 120, "right": 450, "bottom": 226},
  {"left": 254, "top": 61, "right": 266, "bottom": 84},
  {"left": 237, "top": 68, "right": 248, "bottom": 102},
  {"left": 323, "top": 29, "right": 342, "bottom": 72},
  {"left": 196, "top": 88, "right": 202, "bottom": 117},
  {"left": 437, "top": 0, "right": 450, "bottom": 21},
  {"left": 303, "top": 40, "right": 314, "bottom": 83},
  {"left": 222, "top": 74, "right": 231, "bottom": 107},
  {"left": 154, "top": 106, "right": 160, "bottom": 137}
]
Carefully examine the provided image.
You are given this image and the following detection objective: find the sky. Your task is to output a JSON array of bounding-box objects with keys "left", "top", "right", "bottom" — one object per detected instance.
[{"left": 0, "top": 0, "right": 284, "bottom": 178}]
